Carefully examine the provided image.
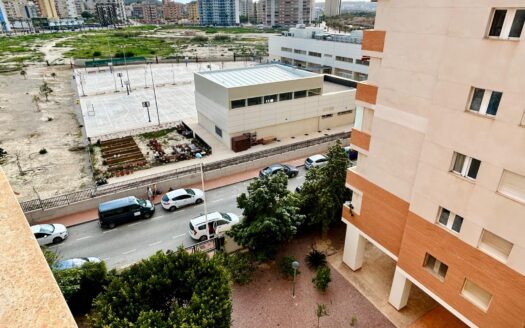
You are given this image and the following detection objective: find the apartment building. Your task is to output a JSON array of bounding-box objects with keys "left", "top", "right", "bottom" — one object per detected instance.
[
  {"left": 0, "top": 0, "right": 11, "bottom": 32},
  {"left": 186, "top": 0, "right": 198, "bottom": 23},
  {"left": 323, "top": 0, "right": 340, "bottom": 17},
  {"left": 163, "top": 0, "right": 183, "bottom": 21},
  {"left": 342, "top": 1, "right": 525, "bottom": 327},
  {"left": 198, "top": 0, "right": 238, "bottom": 26},
  {"left": 55, "top": 0, "right": 78, "bottom": 18},
  {"left": 194, "top": 64, "right": 356, "bottom": 150},
  {"left": 268, "top": 24, "right": 368, "bottom": 80},
  {"left": 36, "top": 0, "right": 57, "bottom": 18},
  {"left": 264, "top": 0, "right": 313, "bottom": 26}
]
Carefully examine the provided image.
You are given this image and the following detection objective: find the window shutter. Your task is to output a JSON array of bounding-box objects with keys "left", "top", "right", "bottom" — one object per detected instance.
[{"left": 498, "top": 170, "right": 525, "bottom": 203}]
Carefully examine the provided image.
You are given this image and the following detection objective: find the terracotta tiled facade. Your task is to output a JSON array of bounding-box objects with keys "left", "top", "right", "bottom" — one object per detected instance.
[
  {"left": 361, "top": 30, "right": 386, "bottom": 53},
  {"left": 355, "top": 83, "right": 378, "bottom": 105},
  {"left": 350, "top": 128, "right": 371, "bottom": 152}
]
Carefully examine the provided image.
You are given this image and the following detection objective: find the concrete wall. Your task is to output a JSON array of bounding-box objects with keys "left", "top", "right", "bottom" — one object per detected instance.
[{"left": 25, "top": 138, "right": 344, "bottom": 223}]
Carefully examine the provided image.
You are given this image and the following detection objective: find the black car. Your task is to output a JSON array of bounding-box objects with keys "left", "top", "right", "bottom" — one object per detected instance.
[{"left": 259, "top": 164, "right": 299, "bottom": 178}]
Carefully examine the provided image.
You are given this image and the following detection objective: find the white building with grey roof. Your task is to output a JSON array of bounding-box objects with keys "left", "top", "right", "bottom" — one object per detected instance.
[{"left": 194, "top": 64, "right": 356, "bottom": 151}]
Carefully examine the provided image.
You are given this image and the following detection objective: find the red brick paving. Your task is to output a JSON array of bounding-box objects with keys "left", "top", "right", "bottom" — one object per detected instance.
[
  {"left": 408, "top": 305, "right": 467, "bottom": 328},
  {"left": 232, "top": 228, "right": 394, "bottom": 328}
]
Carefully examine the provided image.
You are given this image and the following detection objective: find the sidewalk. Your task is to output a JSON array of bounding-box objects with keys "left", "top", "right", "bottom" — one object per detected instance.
[{"left": 40, "top": 156, "right": 307, "bottom": 227}]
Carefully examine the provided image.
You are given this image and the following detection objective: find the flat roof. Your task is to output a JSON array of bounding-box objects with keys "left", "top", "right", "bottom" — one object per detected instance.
[{"left": 197, "top": 64, "right": 319, "bottom": 88}]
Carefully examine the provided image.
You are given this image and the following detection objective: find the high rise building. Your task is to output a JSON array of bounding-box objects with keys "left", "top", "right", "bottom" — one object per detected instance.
[
  {"left": 264, "top": 0, "right": 311, "bottom": 27},
  {"left": 55, "top": 0, "right": 78, "bottom": 18},
  {"left": 323, "top": 0, "right": 339, "bottom": 17},
  {"left": 342, "top": 1, "right": 525, "bottom": 327},
  {"left": 254, "top": 0, "right": 264, "bottom": 24},
  {"left": 36, "top": 0, "right": 58, "bottom": 18},
  {"left": 186, "top": 0, "right": 198, "bottom": 23},
  {"left": 95, "top": 1, "right": 116, "bottom": 25},
  {"left": 198, "top": 0, "right": 238, "bottom": 26},
  {"left": 163, "top": 0, "right": 183, "bottom": 21},
  {"left": 0, "top": 0, "right": 11, "bottom": 32}
]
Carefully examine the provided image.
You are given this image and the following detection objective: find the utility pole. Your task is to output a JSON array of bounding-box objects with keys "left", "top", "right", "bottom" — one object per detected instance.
[{"left": 149, "top": 64, "right": 160, "bottom": 126}]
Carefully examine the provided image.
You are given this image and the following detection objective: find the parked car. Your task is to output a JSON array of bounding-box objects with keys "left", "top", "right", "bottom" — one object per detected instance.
[
  {"left": 31, "top": 224, "right": 68, "bottom": 245},
  {"left": 161, "top": 188, "right": 204, "bottom": 211},
  {"left": 98, "top": 196, "right": 155, "bottom": 229},
  {"left": 344, "top": 146, "right": 358, "bottom": 161},
  {"left": 189, "top": 212, "right": 240, "bottom": 242},
  {"left": 304, "top": 154, "right": 328, "bottom": 170},
  {"left": 52, "top": 257, "right": 101, "bottom": 271},
  {"left": 259, "top": 164, "right": 299, "bottom": 178}
]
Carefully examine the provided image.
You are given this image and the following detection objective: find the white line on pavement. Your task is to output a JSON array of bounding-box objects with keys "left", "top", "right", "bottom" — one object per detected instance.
[
  {"left": 172, "top": 233, "right": 186, "bottom": 239},
  {"left": 151, "top": 215, "right": 166, "bottom": 221},
  {"left": 75, "top": 236, "right": 92, "bottom": 241},
  {"left": 211, "top": 199, "right": 222, "bottom": 203},
  {"left": 128, "top": 221, "right": 144, "bottom": 227},
  {"left": 149, "top": 241, "right": 162, "bottom": 247},
  {"left": 102, "top": 229, "right": 118, "bottom": 234},
  {"left": 122, "top": 249, "right": 136, "bottom": 255}
]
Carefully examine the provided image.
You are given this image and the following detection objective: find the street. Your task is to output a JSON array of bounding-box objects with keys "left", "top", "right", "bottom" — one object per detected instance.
[{"left": 48, "top": 167, "right": 307, "bottom": 269}]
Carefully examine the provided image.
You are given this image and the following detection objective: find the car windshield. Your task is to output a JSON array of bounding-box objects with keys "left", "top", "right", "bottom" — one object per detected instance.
[
  {"left": 306, "top": 158, "right": 313, "bottom": 163},
  {"left": 136, "top": 199, "right": 147, "bottom": 207},
  {"left": 263, "top": 167, "right": 272, "bottom": 174},
  {"left": 162, "top": 195, "right": 169, "bottom": 202},
  {"left": 221, "top": 213, "right": 232, "bottom": 221},
  {"left": 40, "top": 224, "right": 55, "bottom": 234},
  {"left": 185, "top": 189, "right": 195, "bottom": 195}
]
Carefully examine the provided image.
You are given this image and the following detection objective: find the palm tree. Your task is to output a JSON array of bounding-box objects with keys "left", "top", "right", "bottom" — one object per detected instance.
[
  {"left": 39, "top": 82, "right": 53, "bottom": 101},
  {"left": 20, "top": 70, "right": 27, "bottom": 79},
  {"left": 32, "top": 95, "right": 41, "bottom": 112}
]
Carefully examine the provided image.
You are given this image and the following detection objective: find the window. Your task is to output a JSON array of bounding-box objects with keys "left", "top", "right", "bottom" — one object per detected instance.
[
  {"left": 279, "top": 92, "right": 293, "bottom": 101},
  {"left": 247, "top": 96, "right": 262, "bottom": 106},
  {"left": 461, "top": 279, "right": 493, "bottom": 312},
  {"left": 348, "top": 189, "right": 362, "bottom": 215},
  {"left": 215, "top": 125, "right": 222, "bottom": 137},
  {"left": 423, "top": 254, "right": 448, "bottom": 281},
  {"left": 487, "top": 8, "right": 525, "bottom": 39},
  {"left": 308, "top": 88, "right": 321, "bottom": 96},
  {"left": 321, "top": 114, "right": 333, "bottom": 119},
  {"left": 478, "top": 229, "right": 513, "bottom": 261},
  {"left": 338, "top": 110, "right": 353, "bottom": 115},
  {"left": 324, "top": 54, "right": 333, "bottom": 58},
  {"left": 294, "top": 49, "right": 306, "bottom": 55},
  {"left": 498, "top": 170, "right": 525, "bottom": 203},
  {"left": 294, "top": 90, "right": 307, "bottom": 99},
  {"left": 451, "top": 152, "right": 481, "bottom": 180},
  {"left": 264, "top": 94, "right": 278, "bottom": 103},
  {"left": 308, "top": 51, "right": 322, "bottom": 58},
  {"left": 281, "top": 47, "right": 292, "bottom": 52},
  {"left": 356, "top": 59, "right": 370, "bottom": 66},
  {"left": 437, "top": 207, "right": 464, "bottom": 233},
  {"left": 335, "top": 56, "right": 353, "bottom": 63},
  {"left": 231, "top": 99, "right": 245, "bottom": 109}
]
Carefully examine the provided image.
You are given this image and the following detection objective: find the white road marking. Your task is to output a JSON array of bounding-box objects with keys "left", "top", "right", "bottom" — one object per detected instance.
[
  {"left": 178, "top": 209, "right": 186, "bottom": 212},
  {"left": 173, "top": 233, "right": 186, "bottom": 239},
  {"left": 128, "top": 221, "right": 143, "bottom": 227},
  {"left": 102, "top": 229, "right": 118, "bottom": 234},
  {"left": 149, "top": 241, "right": 162, "bottom": 247},
  {"left": 151, "top": 215, "right": 166, "bottom": 221},
  {"left": 75, "top": 236, "right": 91, "bottom": 241},
  {"left": 211, "top": 199, "right": 222, "bottom": 203},
  {"left": 122, "top": 249, "right": 136, "bottom": 255}
]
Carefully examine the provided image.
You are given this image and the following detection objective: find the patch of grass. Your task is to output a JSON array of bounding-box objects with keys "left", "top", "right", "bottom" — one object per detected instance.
[{"left": 140, "top": 127, "right": 177, "bottom": 140}]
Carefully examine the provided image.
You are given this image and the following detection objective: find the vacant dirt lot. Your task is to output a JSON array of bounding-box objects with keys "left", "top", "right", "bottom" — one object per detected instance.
[{"left": 0, "top": 64, "right": 91, "bottom": 201}]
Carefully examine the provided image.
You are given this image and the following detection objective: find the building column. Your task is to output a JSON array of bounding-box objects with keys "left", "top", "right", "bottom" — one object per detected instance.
[
  {"left": 342, "top": 222, "right": 366, "bottom": 271},
  {"left": 389, "top": 266, "right": 412, "bottom": 310}
]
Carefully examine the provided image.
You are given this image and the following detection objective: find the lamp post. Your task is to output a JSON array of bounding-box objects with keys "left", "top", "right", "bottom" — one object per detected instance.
[
  {"left": 292, "top": 261, "right": 300, "bottom": 298},
  {"left": 171, "top": 63, "right": 175, "bottom": 85},
  {"left": 195, "top": 153, "right": 209, "bottom": 240},
  {"left": 109, "top": 63, "right": 117, "bottom": 92},
  {"left": 149, "top": 63, "right": 161, "bottom": 126},
  {"left": 117, "top": 72, "right": 123, "bottom": 87},
  {"left": 142, "top": 101, "right": 151, "bottom": 122},
  {"left": 144, "top": 65, "right": 149, "bottom": 88},
  {"left": 124, "top": 80, "right": 130, "bottom": 95},
  {"left": 77, "top": 71, "right": 86, "bottom": 96},
  {"left": 121, "top": 45, "right": 131, "bottom": 91}
]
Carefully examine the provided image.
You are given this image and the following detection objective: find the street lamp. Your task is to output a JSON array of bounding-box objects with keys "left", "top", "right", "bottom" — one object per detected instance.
[
  {"left": 117, "top": 72, "right": 123, "bottom": 87},
  {"left": 149, "top": 63, "right": 161, "bottom": 126},
  {"left": 292, "top": 260, "right": 300, "bottom": 298},
  {"left": 142, "top": 101, "right": 151, "bottom": 122},
  {"left": 120, "top": 45, "right": 131, "bottom": 91},
  {"left": 195, "top": 152, "right": 209, "bottom": 240},
  {"left": 124, "top": 80, "right": 130, "bottom": 95}
]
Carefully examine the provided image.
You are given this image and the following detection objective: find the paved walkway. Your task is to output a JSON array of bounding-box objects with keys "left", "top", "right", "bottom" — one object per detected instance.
[{"left": 40, "top": 157, "right": 307, "bottom": 227}]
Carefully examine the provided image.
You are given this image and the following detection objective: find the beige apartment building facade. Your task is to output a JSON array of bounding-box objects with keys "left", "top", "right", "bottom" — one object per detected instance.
[{"left": 342, "top": 1, "right": 525, "bottom": 327}]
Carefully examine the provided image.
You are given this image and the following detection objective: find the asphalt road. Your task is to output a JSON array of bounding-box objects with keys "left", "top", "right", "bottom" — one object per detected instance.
[{"left": 49, "top": 167, "right": 307, "bottom": 269}]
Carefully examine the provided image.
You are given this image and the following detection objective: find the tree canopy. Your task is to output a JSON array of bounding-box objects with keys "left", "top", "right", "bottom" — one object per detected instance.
[
  {"left": 89, "top": 249, "right": 232, "bottom": 328},
  {"left": 228, "top": 172, "right": 304, "bottom": 260}
]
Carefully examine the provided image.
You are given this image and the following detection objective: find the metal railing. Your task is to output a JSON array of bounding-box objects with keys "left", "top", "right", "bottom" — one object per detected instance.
[{"left": 19, "top": 131, "right": 350, "bottom": 213}]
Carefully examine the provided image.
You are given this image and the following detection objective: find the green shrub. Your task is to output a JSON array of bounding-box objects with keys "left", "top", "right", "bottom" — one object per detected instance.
[
  {"left": 0, "top": 147, "right": 7, "bottom": 159},
  {"left": 92, "top": 50, "right": 101, "bottom": 57},
  {"left": 192, "top": 36, "right": 208, "bottom": 42},
  {"left": 278, "top": 256, "right": 300, "bottom": 279},
  {"left": 213, "top": 34, "right": 230, "bottom": 42},
  {"left": 312, "top": 265, "right": 331, "bottom": 292},
  {"left": 305, "top": 249, "right": 327, "bottom": 269},
  {"left": 219, "top": 251, "right": 256, "bottom": 285}
]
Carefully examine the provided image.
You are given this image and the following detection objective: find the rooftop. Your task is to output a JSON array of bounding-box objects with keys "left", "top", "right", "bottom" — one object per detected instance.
[{"left": 196, "top": 64, "right": 319, "bottom": 88}]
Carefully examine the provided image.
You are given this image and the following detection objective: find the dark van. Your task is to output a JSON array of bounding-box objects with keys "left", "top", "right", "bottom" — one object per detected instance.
[{"left": 98, "top": 196, "right": 155, "bottom": 229}]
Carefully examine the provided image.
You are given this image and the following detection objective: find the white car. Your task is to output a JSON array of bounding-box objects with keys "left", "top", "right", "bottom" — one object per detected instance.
[
  {"left": 305, "top": 154, "right": 328, "bottom": 170},
  {"left": 188, "top": 212, "right": 240, "bottom": 241},
  {"left": 31, "top": 224, "right": 68, "bottom": 245},
  {"left": 161, "top": 188, "right": 204, "bottom": 211}
]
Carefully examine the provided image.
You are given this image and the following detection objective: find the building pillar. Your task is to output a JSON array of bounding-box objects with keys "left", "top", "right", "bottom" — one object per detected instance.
[
  {"left": 388, "top": 266, "right": 412, "bottom": 310},
  {"left": 342, "top": 223, "right": 366, "bottom": 271}
]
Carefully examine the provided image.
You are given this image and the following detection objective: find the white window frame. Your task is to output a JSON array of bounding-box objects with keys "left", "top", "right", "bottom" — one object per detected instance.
[
  {"left": 450, "top": 152, "right": 480, "bottom": 180},
  {"left": 467, "top": 87, "right": 501, "bottom": 117},
  {"left": 461, "top": 279, "right": 493, "bottom": 312},
  {"left": 477, "top": 229, "right": 514, "bottom": 262},
  {"left": 436, "top": 207, "right": 463, "bottom": 234},
  {"left": 487, "top": 8, "right": 525, "bottom": 40},
  {"left": 424, "top": 254, "right": 448, "bottom": 281},
  {"left": 346, "top": 185, "right": 362, "bottom": 215}
]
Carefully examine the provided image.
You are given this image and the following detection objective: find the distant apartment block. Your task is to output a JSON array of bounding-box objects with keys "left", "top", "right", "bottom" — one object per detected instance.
[
  {"left": 342, "top": 1, "right": 525, "bottom": 327},
  {"left": 36, "top": 0, "right": 58, "bottom": 18},
  {"left": 186, "top": 0, "right": 198, "bottom": 23},
  {"left": 95, "top": 2, "right": 117, "bottom": 25},
  {"left": 323, "top": 0, "right": 340, "bottom": 17},
  {"left": 198, "top": 0, "right": 238, "bottom": 26},
  {"left": 269, "top": 24, "right": 368, "bottom": 81},
  {"left": 0, "top": 0, "right": 11, "bottom": 32},
  {"left": 264, "top": 0, "right": 313, "bottom": 26},
  {"left": 163, "top": 0, "right": 183, "bottom": 21},
  {"left": 194, "top": 64, "right": 356, "bottom": 151},
  {"left": 55, "top": 0, "right": 79, "bottom": 18}
]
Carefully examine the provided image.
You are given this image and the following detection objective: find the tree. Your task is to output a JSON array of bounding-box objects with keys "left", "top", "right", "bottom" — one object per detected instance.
[
  {"left": 39, "top": 81, "right": 53, "bottom": 101},
  {"left": 51, "top": 72, "right": 56, "bottom": 79},
  {"left": 20, "top": 69, "right": 27, "bottom": 79},
  {"left": 298, "top": 140, "right": 350, "bottom": 235},
  {"left": 89, "top": 249, "right": 232, "bottom": 328},
  {"left": 81, "top": 11, "right": 94, "bottom": 19},
  {"left": 32, "top": 95, "right": 41, "bottom": 112},
  {"left": 316, "top": 303, "right": 328, "bottom": 328},
  {"left": 228, "top": 172, "right": 304, "bottom": 260}
]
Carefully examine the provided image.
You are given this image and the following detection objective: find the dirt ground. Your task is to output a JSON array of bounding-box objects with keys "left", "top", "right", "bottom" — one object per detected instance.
[{"left": 0, "top": 64, "right": 91, "bottom": 201}]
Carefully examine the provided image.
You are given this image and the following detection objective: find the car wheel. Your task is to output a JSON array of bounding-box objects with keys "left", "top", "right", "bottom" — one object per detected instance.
[
  {"left": 144, "top": 212, "right": 152, "bottom": 219},
  {"left": 53, "top": 237, "right": 63, "bottom": 244},
  {"left": 108, "top": 222, "right": 116, "bottom": 229},
  {"left": 195, "top": 198, "right": 203, "bottom": 204},
  {"left": 199, "top": 235, "right": 208, "bottom": 242},
  {"left": 169, "top": 206, "right": 177, "bottom": 212},
  {"left": 292, "top": 172, "right": 298, "bottom": 178}
]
